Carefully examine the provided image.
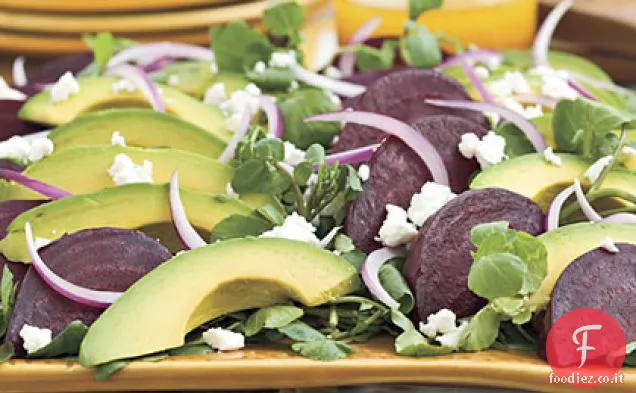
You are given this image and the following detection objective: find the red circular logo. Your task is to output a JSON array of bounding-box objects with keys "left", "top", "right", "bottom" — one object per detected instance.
[{"left": 546, "top": 308, "right": 626, "bottom": 388}]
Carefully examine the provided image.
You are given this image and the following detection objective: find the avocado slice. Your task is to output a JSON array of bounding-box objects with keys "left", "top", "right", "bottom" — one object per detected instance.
[
  {"left": 151, "top": 61, "right": 249, "bottom": 99},
  {"left": 470, "top": 153, "right": 636, "bottom": 211},
  {"left": 19, "top": 77, "right": 232, "bottom": 142},
  {"left": 0, "top": 184, "right": 255, "bottom": 262},
  {"left": 1, "top": 145, "right": 233, "bottom": 200},
  {"left": 79, "top": 237, "right": 359, "bottom": 366},
  {"left": 48, "top": 109, "right": 225, "bottom": 157},
  {"left": 530, "top": 222, "right": 636, "bottom": 309}
]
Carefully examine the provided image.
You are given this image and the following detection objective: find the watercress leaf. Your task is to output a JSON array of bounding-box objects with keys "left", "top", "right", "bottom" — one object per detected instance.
[
  {"left": 399, "top": 21, "right": 442, "bottom": 69},
  {"left": 460, "top": 306, "right": 501, "bottom": 352},
  {"left": 263, "top": 1, "right": 305, "bottom": 41},
  {"left": 409, "top": 0, "right": 444, "bottom": 20},
  {"left": 624, "top": 341, "right": 636, "bottom": 366},
  {"left": 345, "top": 165, "right": 363, "bottom": 198},
  {"left": 232, "top": 159, "right": 291, "bottom": 195},
  {"left": 496, "top": 321, "right": 537, "bottom": 352},
  {"left": 495, "top": 122, "right": 535, "bottom": 158},
  {"left": 257, "top": 202, "right": 287, "bottom": 226},
  {"left": 341, "top": 250, "right": 366, "bottom": 272},
  {"left": 395, "top": 329, "right": 455, "bottom": 356},
  {"left": 291, "top": 339, "right": 352, "bottom": 361},
  {"left": 210, "top": 214, "right": 274, "bottom": 242},
  {"left": 246, "top": 67, "right": 294, "bottom": 91},
  {"left": 28, "top": 321, "right": 88, "bottom": 359},
  {"left": 0, "top": 265, "right": 15, "bottom": 337},
  {"left": 510, "top": 232, "right": 548, "bottom": 294},
  {"left": 169, "top": 344, "right": 213, "bottom": 356},
  {"left": 468, "top": 253, "right": 527, "bottom": 300},
  {"left": 305, "top": 144, "right": 326, "bottom": 164},
  {"left": 139, "top": 353, "right": 168, "bottom": 362},
  {"left": 293, "top": 162, "right": 314, "bottom": 185},
  {"left": 277, "top": 320, "right": 325, "bottom": 342},
  {"left": 210, "top": 21, "right": 273, "bottom": 73},
  {"left": 470, "top": 221, "right": 509, "bottom": 247},
  {"left": 511, "top": 310, "right": 532, "bottom": 325},
  {"left": 379, "top": 264, "right": 414, "bottom": 314},
  {"left": 81, "top": 33, "right": 135, "bottom": 76},
  {"left": 254, "top": 138, "right": 285, "bottom": 161},
  {"left": 0, "top": 341, "right": 14, "bottom": 363},
  {"left": 334, "top": 234, "right": 355, "bottom": 253},
  {"left": 94, "top": 359, "right": 130, "bottom": 381},
  {"left": 354, "top": 41, "right": 397, "bottom": 72},
  {"left": 244, "top": 305, "right": 304, "bottom": 336},
  {"left": 491, "top": 297, "right": 524, "bottom": 318},
  {"left": 279, "top": 88, "right": 341, "bottom": 149}
]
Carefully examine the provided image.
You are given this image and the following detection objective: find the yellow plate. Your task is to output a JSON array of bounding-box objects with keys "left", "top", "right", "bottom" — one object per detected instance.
[
  {"left": 0, "top": 0, "right": 324, "bottom": 34},
  {"left": 0, "top": 0, "right": 245, "bottom": 13},
  {"left": 1, "top": 337, "right": 634, "bottom": 393}
]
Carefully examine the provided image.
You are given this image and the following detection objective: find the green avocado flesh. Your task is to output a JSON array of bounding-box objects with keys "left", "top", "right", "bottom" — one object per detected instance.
[
  {"left": 0, "top": 145, "right": 233, "bottom": 200},
  {"left": 0, "top": 184, "right": 254, "bottom": 262},
  {"left": 48, "top": 109, "right": 225, "bottom": 157},
  {"left": 532, "top": 223, "right": 636, "bottom": 308},
  {"left": 79, "top": 237, "right": 359, "bottom": 366},
  {"left": 19, "top": 77, "right": 232, "bottom": 142}
]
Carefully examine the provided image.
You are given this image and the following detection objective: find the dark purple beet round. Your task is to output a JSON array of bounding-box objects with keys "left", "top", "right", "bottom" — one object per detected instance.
[
  {"left": 331, "top": 69, "right": 489, "bottom": 153},
  {"left": 0, "top": 160, "right": 24, "bottom": 172},
  {"left": 0, "top": 100, "right": 44, "bottom": 140},
  {"left": 26, "top": 53, "right": 92, "bottom": 86},
  {"left": 403, "top": 188, "right": 544, "bottom": 321},
  {"left": 549, "top": 244, "right": 636, "bottom": 344},
  {"left": 6, "top": 228, "right": 171, "bottom": 355},
  {"left": 345, "top": 115, "right": 487, "bottom": 253}
]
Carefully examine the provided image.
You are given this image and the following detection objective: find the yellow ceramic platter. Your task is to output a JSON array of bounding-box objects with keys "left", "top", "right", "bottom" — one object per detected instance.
[
  {"left": 0, "top": 0, "right": 244, "bottom": 13},
  {"left": 0, "top": 337, "right": 634, "bottom": 393}
]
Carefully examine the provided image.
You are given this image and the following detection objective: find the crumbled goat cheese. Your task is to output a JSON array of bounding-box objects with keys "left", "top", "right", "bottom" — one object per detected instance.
[
  {"left": 50, "top": 72, "right": 80, "bottom": 103},
  {"left": 623, "top": 146, "right": 636, "bottom": 156},
  {"left": 226, "top": 182, "right": 239, "bottom": 198},
  {"left": 111, "top": 131, "right": 126, "bottom": 147},
  {"left": 458, "top": 131, "right": 506, "bottom": 169},
  {"left": 524, "top": 104, "right": 544, "bottom": 119},
  {"left": 584, "top": 155, "right": 612, "bottom": 183},
  {"left": 107, "top": 154, "right": 153, "bottom": 185},
  {"left": 27, "top": 137, "right": 55, "bottom": 162},
  {"left": 375, "top": 205, "right": 418, "bottom": 247},
  {"left": 600, "top": 236, "right": 619, "bottom": 254},
  {"left": 436, "top": 321, "right": 469, "bottom": 349},
  {"left": 167, "top": 74, "right": 180, "bottom": 86},
  {"left": 253, "top": 61, "right": 267, "bottom": 74},
  {"left": 418, "top": 309, "right": 467, "bottom": 350},
  {"left": 324, "top": 66, "right": 343, "bottom": 79},
  {"left": 218, "top": 83, "right": 262, "bottom": 133},
  {"left": 34, "top": 237, "right": 52, "bottom": 250},
  {"left": 112, "top": 78, "right": 136, "bottom": 94},
  {"left": 501, "top": 98, "right": 543, "bottom": 120},
  {"left": 0, "top": 135, "right": 54, "bottom": 164},
  {"left": 529, "top": 66, "right": 578, "bottom": 99},
  {"left": 358, "top": 164, "right": 370, "bottom": 182},
  {"left": 210, "top": 61, "right": 219, "bottom": 75},
  {"left": 543, "top": 147, "right": 562, "bottom": 167},
  {"left": 458, "top": 132, "right": 481, "bottom": 159},
  {"left": 473, "top": 66, "right": 490, "bottom": 79},
  {"left": 0, "top": 76, "right": 26, "bottom": 100},
  {"left": 488, "top": 71, "right": 530, "bottom": 97},
  {"left": 202, "top": 328, "right": 245, "bottom": 351},
  {"left": 259, "top": 212, "right": 321, "bottom": 246},
  {"left": 288, "top": 80, "right": 300, "bottom": 92},
  {"left": 19, "top": 324, "right": 52, "bottom": 354},
  {"left": 203, "top": 82, "right": 227, "bottom": 106},
  {"left": 407, "top": 182, "right": 456, "bottom": 226},
  {"left": 328, "top": 91, "right": 342, "bottom": 108},
  {"left": 283, "top": 141, "right": 306, "bottom": 165},
  {"left": 485, "top": 55, "right": 502, "bottom": 71},
  {"left": 269, "top": 50, "right": 297, "bottom": 68}
]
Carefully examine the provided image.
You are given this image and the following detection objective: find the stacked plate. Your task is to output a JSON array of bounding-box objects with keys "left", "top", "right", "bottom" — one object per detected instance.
[{"left": 0, "top": 0, "right": 330, "bottom": 55}]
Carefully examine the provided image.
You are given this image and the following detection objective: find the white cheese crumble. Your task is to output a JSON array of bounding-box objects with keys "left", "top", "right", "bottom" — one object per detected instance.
[
  {"left": 107, "top": 154, "right": 153, "bottom": 185},
  {"left": 407, "top": 182, "right": 457, "bottom": 226},
  {"left": 436, "top": 322, "right": 469, "bottom": 349},
  {"left": 584, "top": 155, "right": 612, "bottom": 184},
  {"left": 167, "top": 74, "right": 180, "bottom": 87},
  {"left": 501, "top": 98, "right": 543, "bottom": 120},
  {"left": 210, "top": 61, "right": 219, "bottom": 75},
  {"left": 283, "top": 141, "right": 306, "bottom": 165},
  {"left": 458, "top": 131, "right": 506, "bottom": 170},
  {"left": 112, "top": 78, "right": 136, "bottom": 94},
  {"left": 357, "top": 164, "right": 370, "bottom": 182},
  {"left": 0, "top": 135, "right": 54, "bottom": 164},
  {"left": 418, "top": 309, "right": 467, "bottom": 350},
  {"left": 50, "top": 72, "right": 80, "bottom": 103},
  {"left": 623, "top": 146, "right": 636, "bottom": 156},
  {"left": 269, "top": 50, "right": 297, "bottom": 68},
  {"left": 488, "top": 71, "right": 530, "bottom": 98},
  {"left": 324, "top": 66, "right": 343, "bottom": 79},
  {"left": 543, "top": 147, "right": 561, "bottom": 167},
  {"left": 473, "top": 66, "right": 490, "bottom": 79},
  {"left": 375, "top": 204, "right": 418, "bottom": 247},
  {"left": 327, "top": 91, "right": 342, "bottom": 108},
  {"left": 111, "top": 131, "right": 126, "bottom": 147},
  {"left": 253, "top": 61, "right": 267, "bottom": 74},
  {"left": 27, "top": 137, "right": 55, "bottom": 162},
  {"left": 202, "top": 328, "right": 245, "bottom": 351},
  {"left": 0, "top": 76, "right": 26, "bottom": 101},
  {"left": 485, "top": 55, "right": 502, "bottom": 71},
  {"left": 530, "top": 65, "right": 578, "bottom": 100},
  {"left": 34, "top": 237, "right": 52, "bottom": 250},
  {"left": 288, "top": 80, "right": 300, "bottom": 92},
  {"left": 218, "top": 83, "right": 262, "bottom": 133},
  {"left": 259, "top": 212, "right": 321, "bottom": 246},
  {"left": 600, "top": 236, "right": 619, "bottom": 254},
  {"left": 19, "top": 324, "right": 52, "bottom": 354},
  {"left": 204, "top": 82, "right": 227, "bottom": 106}
]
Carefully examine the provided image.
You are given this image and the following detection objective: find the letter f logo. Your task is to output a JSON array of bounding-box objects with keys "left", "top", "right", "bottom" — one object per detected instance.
[{"left": 572, "top": 324, "right": 602, "bottom": 368}]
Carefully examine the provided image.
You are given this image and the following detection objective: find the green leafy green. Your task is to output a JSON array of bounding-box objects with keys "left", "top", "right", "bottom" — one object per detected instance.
[
  {"left": 305, "top": 144, "right": 326, "bottom": 164},
  {"left": 469, "top": 221, "right": 509, "bottom": 248},
  {"left": 263, "top": 1, "right": 305, "bottom": 47},
  {"left": 334, "top": 234, "right": 355, "bottom": 254},
  {"left": 354, "top": 41, "right": 397, "bottom": 72},
  {"left": 94, "top": 359, "right": 131, "bottom": 381},
  {"left": 468, "top": 253, "right": 527, "bottom": 300},
  {"left": 246, "top": 67, "right": 295, "bottom": 91},
  {"left": 293, "top": 162, "right": 314, "bottom": 185},
  {"left": 379, "top": 264, "right": 414, "bottom": 314},
  {"left": 390, "top": 310, "right": 454, "bottom": 356},
  {"left": 399, "top": 21, "right": 442, "bottom": 69},
  {"left": 279, "top": 88, "right": 341, "bottom": 149},
  {"left": 244, "top": 305, "right": 304, "bottom": 336},
  {"left": 28, "top": 321, "right": 88, "bottom": 359},
  {"left": 625, "top": 341, "right": 636, "bottom": 366},
  {"left": 494, "top": 322, "right": 537, "bottom": 352},
  {"left": 80, "top": 33, "right": 135, "bottom": 76},
  {"left": 0, "top": 341, "right": 14, "bottom": 363},
  {"left": 495, "top": 122, "right": 536, "bottom": 158},
  {"left": 460, "top": 306, "right": 501, "bottom": 352},
  {"left": 0, "top": 265, "right": 16, "bottom": 338},
  {"left": 277, "top": 320, "right": 325, "bottom": 342},
  {"left": 169, "top": 344, "right": 213, "bottom": 356},
  {"left": 291, "top": 339, "right": 352, "bottom": 361},
  {"left": 409, "top": 0, "right": 444, "bottom": 20},
  {"left": 210, "top": 21, "right": 273, "bottom": 73},
  {"left": 342, "top": 250, "right": 366, "bottom": 272},
  {"left": 232, "top": 159, "right": 292, "bottom": 195},
  {"left": 257, "top": 202, "right": 287, "bottom": 226},
  {"left": 210, "top": 214, "right": 274, "bottom": 242}
]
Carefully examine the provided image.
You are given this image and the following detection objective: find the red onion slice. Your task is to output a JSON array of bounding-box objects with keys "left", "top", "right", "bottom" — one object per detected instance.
[
  {"left": 142, "top": 57, "right": 174, "bottom": 73},
  {"left": 260, "top": 96, "right": 283, "bottom": 139},
  {"left": 437, "top": 49, "right": 502, "bottom": 70},
  {"left": 568, "top": 80, "right": 597, "bottom": 101},
  {"left": 25, "top": 222, "right": 121, "bottom": 308},
  {"left": 512, "top": 94, "right": 558, "bottom": 109},
  {"left": 545, "top": 184, "right": 575, "bottom": 231},
  {"left": 425, "top": 99, "right": 546, "bottom": 152},
  {"left": 218, "top": 110, "right": 252, "bottom": 164},
  {"left": 12, "top": 56, "right": 27, "bottom": 87},
  {"left": 569, "top": 72, "right": 634, "bottom": 96},
  {"left": 458, "top": 58, "right": 495, "bottom": 104},
  {"left": 361, "top": 247, "right": 407, "bottom": 310},
  {"left": 573, "top": 178, "right": 602, "bottom": 222},
  {"left": 602, "top": 213, "right": 636, "bottom": 224},
  {"left": 169, "top": 171, "right": 207, "bottom": 249},
  {"left": 306, "top": 111, "right": 449, "bottom": 185},
  {"left": 338, "top": 17, "right": 382, "bottom": 77},
  {"left": 0, "top": 169, "right": 71, "bottom": 199},
  {"left": 290, "top": 64, "right": 367, "bottom": 98},
  {"left": 322, "top": 143, "right": 380, "bottom": 168},
  {"left": 108, "top": 42, "right": 214, "bottom": 68},
  {"left": 106, "top": 64, "right": 165, "bottom": 112},
  {"left": 532, "top": 0, "right": 573, "bottom": 67}
]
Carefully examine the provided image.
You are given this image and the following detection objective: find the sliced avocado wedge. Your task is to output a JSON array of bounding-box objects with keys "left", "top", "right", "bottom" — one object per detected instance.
[
  {"left": 48, "top": 109, "right": 225, "bottom": 157},
  {"left": 19, "top": 76, "right": 232, "bottom": 142},
  {"left": 1, "top": 145, "right": 232, "bottom": 200},
  {"left": 0, "top": 184, "right": 254, "bottom": 262},
  {"left": 79, "top": 238, "right": 359, "bottom": 366}
]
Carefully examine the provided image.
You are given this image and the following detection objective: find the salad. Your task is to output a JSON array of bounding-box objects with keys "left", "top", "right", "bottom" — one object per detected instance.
[{"left": 0, "top": 0, "right": 634, "bottom": 382}]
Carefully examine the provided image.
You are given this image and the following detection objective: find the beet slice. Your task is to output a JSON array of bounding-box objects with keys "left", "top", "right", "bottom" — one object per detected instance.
[
  {"left": 26, "top": 53, "right": 93, "bottom": 86},
  {"left": 403, "top": 188, "right": 544, "bottom": 321},
  {"left": 0, "top": 200, "right": 45, "bottom": 239},
  {"left": 345, "top": 115, "right": 487, "bottom": 253},
  {"left": 0, "top": 160, "right": 23, "bottom": 172},
  {"left": 331, "top": 69, "right": 490, "bottom": 152},
  {"left": 549, "top": 244, "right": 636, "bottom": 344},
  {"left": 0, "top": 100, "right": 44, "bottom": 140},
  {"left": 6, "top": 228, "right": 171, "bottom": 355}
]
